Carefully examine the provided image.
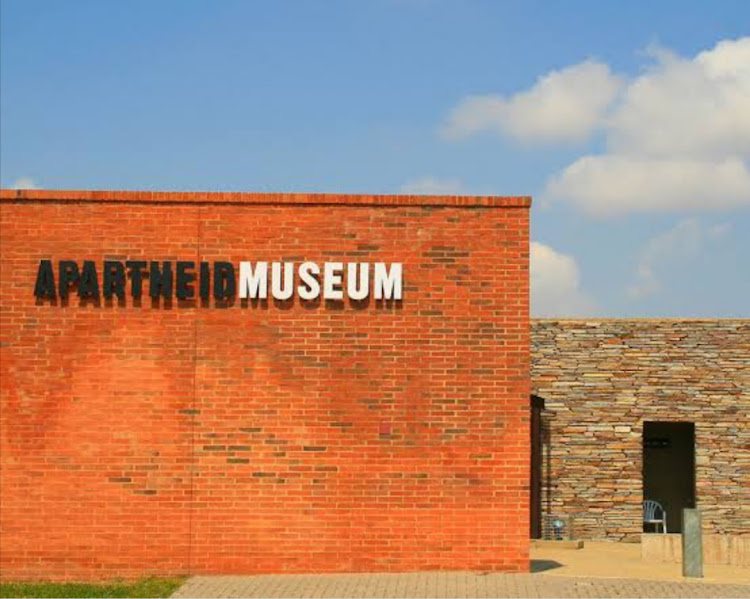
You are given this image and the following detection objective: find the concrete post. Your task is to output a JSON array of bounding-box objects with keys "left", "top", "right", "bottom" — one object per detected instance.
[{"left": 682, "top": 508, "right": 703, "bottom": 578}]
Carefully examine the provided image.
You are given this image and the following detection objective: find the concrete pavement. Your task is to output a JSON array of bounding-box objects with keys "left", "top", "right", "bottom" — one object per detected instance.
[
  {"left": 171, "top": 571, "right": 750, "bottom": 598},
  {"left": 171, "top": 541, "right": 750, "bottom": 597}
]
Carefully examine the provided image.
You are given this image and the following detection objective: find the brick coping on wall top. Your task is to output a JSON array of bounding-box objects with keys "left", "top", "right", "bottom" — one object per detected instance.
[{"left": 0, "top": 188, "right": 531, "bottom": 208}]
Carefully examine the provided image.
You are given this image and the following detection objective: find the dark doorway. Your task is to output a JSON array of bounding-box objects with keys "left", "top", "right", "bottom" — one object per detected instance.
[
  {"left": 642, "top": 421, "right": 696, "bottom": 533},
  {"left": 530, "top": 395, "right": 545, "bottom": 539}
]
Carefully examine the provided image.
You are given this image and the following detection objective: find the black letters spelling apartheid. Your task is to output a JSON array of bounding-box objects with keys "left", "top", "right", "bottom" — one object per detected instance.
[{"left": 34, "top": 260, "right": 230, "bottom": 301}]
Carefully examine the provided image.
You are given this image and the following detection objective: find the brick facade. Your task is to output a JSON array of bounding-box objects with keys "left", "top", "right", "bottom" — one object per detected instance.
[
  {"left": 531, "top": 319, "right": 750, "bottom": 541},
  {"left": 0, "top": 189, "right": 531, "bottom": 580}
]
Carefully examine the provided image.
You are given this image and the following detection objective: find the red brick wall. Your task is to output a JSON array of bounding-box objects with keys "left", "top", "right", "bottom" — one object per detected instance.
[{"left": 0, "top": 189, "right": 531, "bottom": 580}]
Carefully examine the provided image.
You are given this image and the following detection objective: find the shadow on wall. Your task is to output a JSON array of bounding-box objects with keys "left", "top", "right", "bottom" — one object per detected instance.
[
  {"left": 35, "top": 293, "right": 404, "bottom": 311},
  {"left": 534, "top": 398, "right": 581, "bottom": 542}
]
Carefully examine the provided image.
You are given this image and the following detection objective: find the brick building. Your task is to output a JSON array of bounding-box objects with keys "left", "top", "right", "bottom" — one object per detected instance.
[
  {"left": 0, "top": 188, "right": 531, "bottom": 580},
  {"left": 2, "top": 189, "right": 747, "bottom": 582}
]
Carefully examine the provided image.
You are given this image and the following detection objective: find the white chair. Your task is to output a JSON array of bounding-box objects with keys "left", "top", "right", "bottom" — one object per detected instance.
[{"left": 643, "top": 500, "right": 667, "bottom": 533}]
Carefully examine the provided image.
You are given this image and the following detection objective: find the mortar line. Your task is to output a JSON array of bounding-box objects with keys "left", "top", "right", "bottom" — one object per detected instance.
[{"left": 187, "top": 203, "right": 202, "bottom": 576}]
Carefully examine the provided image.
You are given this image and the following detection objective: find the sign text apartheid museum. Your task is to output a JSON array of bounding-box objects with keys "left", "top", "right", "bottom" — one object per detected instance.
[{"left": 33, "top": 260, "right": 403, "bottom": 302}]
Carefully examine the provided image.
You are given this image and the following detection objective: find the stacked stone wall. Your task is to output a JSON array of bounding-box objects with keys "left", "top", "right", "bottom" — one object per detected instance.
[{"left": 531, "top": 319, "right": 750, "bottom": 541}]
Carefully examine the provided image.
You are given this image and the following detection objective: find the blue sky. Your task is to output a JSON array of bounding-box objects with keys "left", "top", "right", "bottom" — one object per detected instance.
[{"left": 2, "top": 0, "right": 748, "bottom": 317}]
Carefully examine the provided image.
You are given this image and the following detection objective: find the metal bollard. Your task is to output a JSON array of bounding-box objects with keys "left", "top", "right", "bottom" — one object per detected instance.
[{"left": 682, "top": 508, "right": 703, "bottom": 578}]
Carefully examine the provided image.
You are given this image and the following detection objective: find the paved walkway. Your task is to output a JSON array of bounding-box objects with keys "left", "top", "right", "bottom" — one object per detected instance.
[
  {"left": 172, "top": 572, "right": 750, "bottom": 598},
  {"left": 530, "top": 540, "right": 750, "bottom": 584}
]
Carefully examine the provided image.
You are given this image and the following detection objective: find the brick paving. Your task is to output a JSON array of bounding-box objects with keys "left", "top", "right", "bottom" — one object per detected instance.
[{"left": 172, "top": 572, "right": 750, "bottom": 598}]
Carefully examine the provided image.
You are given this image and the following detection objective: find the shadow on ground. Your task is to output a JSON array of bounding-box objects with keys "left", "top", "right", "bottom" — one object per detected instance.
[{"left": 530, "top": 559, "right": 563, "bottom": 573}]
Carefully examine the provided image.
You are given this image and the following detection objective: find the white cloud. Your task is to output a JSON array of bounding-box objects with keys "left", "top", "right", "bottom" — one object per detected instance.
[
  {"left": 442, "top": 37, "right": 750, "bottom": 216},
  {"left": 546, "top": 155, "right": 750, "bottom": 217},
  {"left": 543, "top": 37, "right": 750, "bottom": 215},
  {"left": 399, "top": 176, "right": 463, "bottom": 194},
  {"left": 442, "top": 60, "right": 623, "bottom": 143},
  {"left": 627, "top": 218, "right": 731, "bottom": 299},
  {"left": 530, "top": 241, "right": 596, "bottom": 316},
  {"left": 607, "top": 40, "right": 750, "bottom": 159},
  {"left": 10, "top": 177, "right": 40, "bottom": 189}
]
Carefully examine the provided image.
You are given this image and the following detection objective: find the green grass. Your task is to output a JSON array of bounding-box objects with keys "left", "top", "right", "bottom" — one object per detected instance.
[{"left": 0, "top": 577, "right": 186, "bottom": 598}]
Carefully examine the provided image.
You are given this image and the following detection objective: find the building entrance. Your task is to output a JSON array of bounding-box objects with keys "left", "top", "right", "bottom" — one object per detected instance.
[
  {"left": 530, "top": 395, "right": 545, "bottom": 538},
  {"left": 642, "top": 421, "right": 696, "bottom": 533}
]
